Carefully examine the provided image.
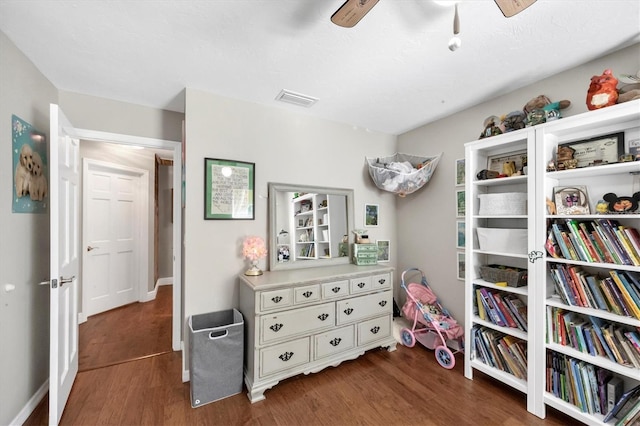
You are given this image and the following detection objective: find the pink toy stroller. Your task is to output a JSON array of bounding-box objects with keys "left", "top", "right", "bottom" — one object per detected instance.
[{"left": 400, "top": 268, "right": 464, "bottom": 369}]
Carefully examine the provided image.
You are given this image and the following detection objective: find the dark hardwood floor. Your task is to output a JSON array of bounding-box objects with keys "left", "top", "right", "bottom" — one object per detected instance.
[
  {"left": 79, "top": 284, "right": 172, "bottom": 371},
  {"left": 26, "top": 320, "right": 583, "bottom": 425}
]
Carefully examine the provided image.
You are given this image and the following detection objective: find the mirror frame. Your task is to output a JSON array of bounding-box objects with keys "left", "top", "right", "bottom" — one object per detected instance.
[{"left": 268, "top": 182, "right": 355, "bottom": 271}]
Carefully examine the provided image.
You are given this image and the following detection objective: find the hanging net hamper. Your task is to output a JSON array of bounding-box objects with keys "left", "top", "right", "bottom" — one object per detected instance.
[{"left": 366, "top": 152, "right": 443, "bottom": 197}]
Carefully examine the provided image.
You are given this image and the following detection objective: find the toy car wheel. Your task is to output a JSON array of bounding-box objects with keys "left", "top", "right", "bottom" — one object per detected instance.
[
  {"left": 401, "top": 328, "right": 416, "bottom": 347},
  {"left": 435, "top": 345, "right": 455, "bottom": 369}
]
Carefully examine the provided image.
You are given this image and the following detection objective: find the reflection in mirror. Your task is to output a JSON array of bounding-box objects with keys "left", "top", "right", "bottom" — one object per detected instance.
[{"left": 268, "top": 182, "right": 354, "bottom": 271}]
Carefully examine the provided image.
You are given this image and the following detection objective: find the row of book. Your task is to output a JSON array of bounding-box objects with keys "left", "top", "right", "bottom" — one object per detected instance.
[
  {"left": 546, "top": 219, "right": 640, "bottom": 266},
  {"left": 475, "top": 287, "right": 528, "bottom": 331},
  {"left": 546, "top": 306, "right": 640, "bottom": 368},
  {"left": 473, "top": 326, "right": 527, "bottom": 380},
  {"left": 549, "top": 265, "right": 640, "bottom": 320},
  {"left": 546, "top": 351, "right": 640, "bottom": 424}
]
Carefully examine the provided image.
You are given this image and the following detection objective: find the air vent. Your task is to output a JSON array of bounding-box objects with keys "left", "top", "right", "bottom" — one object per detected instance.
[{"left": 275, "top": 89, "right": 318, "bottom": 108}]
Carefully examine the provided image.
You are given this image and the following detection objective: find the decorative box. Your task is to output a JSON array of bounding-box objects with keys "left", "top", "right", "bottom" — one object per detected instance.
[
  {"left": 352, "top": 243, "right": 378, "bottom": 266},
  {"left": 479, "top": 264, "right": 528, "bottom": 287},
  {"left": 478, "top": 192, "right": 527, "bottom": 215},
  {"left": 476, "top": 228, "right": 527, "bottom": 254}
]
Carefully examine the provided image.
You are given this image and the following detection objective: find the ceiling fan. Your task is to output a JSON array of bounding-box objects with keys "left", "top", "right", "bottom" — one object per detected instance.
[{"left": 330, "top": 0, "right": 537, "bottom": 27}]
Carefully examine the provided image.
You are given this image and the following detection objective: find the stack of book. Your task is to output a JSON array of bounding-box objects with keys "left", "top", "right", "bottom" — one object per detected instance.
[
  {"left": 546, "top": 219, "right": 640, "bottom": 266},
  {"left": 549, "top": 266, "right": 640, "bottom": 320},
  {"left": 473, "top": 326, "right": 527, "bottom": 379},
  {"left": 546, "top": 307, "right": 640, "bottom": 368},
  {"left": 546, "top": 352, "right": 640, "bottom": 422},
  {"left": 475, "top": 287, "right": 528, "bottom": 331}
]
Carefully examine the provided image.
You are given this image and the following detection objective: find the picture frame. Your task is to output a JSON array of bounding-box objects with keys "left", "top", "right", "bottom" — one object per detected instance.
[
  {"left": 377, "top": 240, "right": 390, "bottom": 262},
  {"left": 557, "top": 132, "right": 624, "bottom": 168},
  {"left": 204, "top": 158, "right": 255, "bottom": 220},
  {"left": 487, "top": 149, "right": 527, "bottom": 174},
  {"left": 457, "top": 252, "right": 465, "bottom": 281},
  {"left": 365, "top": 203, "right": 379, "bottom": 227},
  {"left": 455, "top": 158, "right": 465, "bottom": 186},
  {"left": 456, "top": 190, "right": 465, "bottom": 217},
  {"left": 456, "top": 220, "right": 465, "bottom": 249},
  {"left": 554, "top": 185, "right": 590, "bottom": 215}
]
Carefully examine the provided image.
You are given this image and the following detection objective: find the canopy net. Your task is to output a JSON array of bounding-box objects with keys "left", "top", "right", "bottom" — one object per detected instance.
[{"left": 366, "top": 152, "right": 443, "bottom": 197}]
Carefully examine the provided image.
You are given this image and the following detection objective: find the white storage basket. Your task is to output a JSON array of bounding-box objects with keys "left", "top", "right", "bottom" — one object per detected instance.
[
  {"left": 478, "top": 192, "right": 527, "bottom": 215},
  {"left": 477, "top": 228, "right": 528, "bottom": 254}
]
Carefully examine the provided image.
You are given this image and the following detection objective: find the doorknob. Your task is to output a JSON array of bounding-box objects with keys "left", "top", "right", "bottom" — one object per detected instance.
[
  {"left": 59, "top": 276, "right": 75, "bottom": 286},
  {"left": 87, "top": 245, "right": 99, "bottom": 251}
]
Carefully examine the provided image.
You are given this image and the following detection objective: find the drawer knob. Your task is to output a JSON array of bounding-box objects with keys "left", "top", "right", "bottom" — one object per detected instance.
[
  {"left": 271, "top": 296, "right": 283, "bottom": 303},
  {"left": 270, "top": 323, "right": 283, "bottom": 332},
  {"left": 343, "top": 308, "right": 354, "bottom": 315},
  {"left": 378, "top": 300, "right": 387, "bottom": 307},
  {"left": 357, "top": 282, "right": 365, "bottom": 288},
  {"left": 302, "top": 291, "right": 313, "bottom": 298},
  {"left": 378, "top": 278, "right": 386, "bottom": 285},
  {"left": 331, "top": 287, "right": 341, "bottom": 293},
  {"left": 318, "top": 313, "right": 329, "bottom": 321},
  {"left": 370, "top": 326, "right": 380, "bottom": 334},
  {"left": 279, "top": 351, "right": 294, "bottom": 362},
  {"left": 330, "top": 338, "right": 342, "bottom": 347}
]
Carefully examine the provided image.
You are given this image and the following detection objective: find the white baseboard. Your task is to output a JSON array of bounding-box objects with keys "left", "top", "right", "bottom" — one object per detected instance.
[
  {"left": 10, "top": 379, "right": 48, "bottom": 426},
  {"left": 157, "top": 277, "right": 172, "bottom": 286},
  {"left": 140, "top": 277, "right": 173, "bottom": 303}
]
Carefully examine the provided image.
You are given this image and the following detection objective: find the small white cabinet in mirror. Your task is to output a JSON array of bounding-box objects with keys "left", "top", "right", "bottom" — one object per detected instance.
[{"left": 268, "top": 183, "right": 354, "bottom": 271}]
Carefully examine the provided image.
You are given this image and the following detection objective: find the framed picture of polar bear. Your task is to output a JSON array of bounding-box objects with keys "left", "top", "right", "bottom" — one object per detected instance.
[{"left": 12, "top": 115, "right": 48, "bottom": 213}]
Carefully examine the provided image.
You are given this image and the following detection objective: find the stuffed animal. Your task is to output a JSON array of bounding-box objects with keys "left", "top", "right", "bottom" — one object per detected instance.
[
  {"left": 618, "top": 83, "right": 640, "bottom": 103},
  {"left": 602, "top": 192, "right": 640, "bottom": 213},
  {"left": 501, "top": 110, "right": 526, "bottom": 132},
  {"left": 523, "top": 95, "right": 571, "bottom": 125},
  {"left": 586, "top": 69, "right": 618, "bottom": 110}
]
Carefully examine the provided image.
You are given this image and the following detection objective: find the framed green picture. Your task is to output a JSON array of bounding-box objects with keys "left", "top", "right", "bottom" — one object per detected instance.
[{"left": 204, "top": 158, "right": 255, "bottom": 220}]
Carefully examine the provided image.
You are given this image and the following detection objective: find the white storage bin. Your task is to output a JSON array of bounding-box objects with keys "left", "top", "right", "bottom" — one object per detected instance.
[
  {"left": 476, "top": 228, "right": 528, "bottom": 254},
  {"left": 478, "top": 192, "right": 527, "bottom": 215}
]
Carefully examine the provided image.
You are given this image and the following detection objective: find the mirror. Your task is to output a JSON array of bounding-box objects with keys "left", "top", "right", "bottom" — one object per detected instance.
[{"left": 268, "top": 182, "right": 354, "bottom": 271}]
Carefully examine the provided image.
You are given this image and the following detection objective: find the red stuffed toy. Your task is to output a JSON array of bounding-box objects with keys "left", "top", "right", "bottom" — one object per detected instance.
[{"left": 586, "top": 69, "right": 618, "bottom": 110}]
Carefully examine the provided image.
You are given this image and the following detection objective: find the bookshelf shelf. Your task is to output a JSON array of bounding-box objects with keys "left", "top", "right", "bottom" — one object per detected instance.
[{"left": 465, "top": 100, "right": 640, "bottom": 423}]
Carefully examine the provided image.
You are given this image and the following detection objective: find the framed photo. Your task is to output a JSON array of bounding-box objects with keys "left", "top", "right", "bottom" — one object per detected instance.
[
  {"left": 455, "top": 158, "right": 465, "bottom": 186},
  {"left": 457, "top": 252, "right": 465, "bottom": 281},
  {"left": 557, "top": 132, "right": 624, "bottom": 168},
  {"left": 554, "top": 186, "right": 590, "bottom": 215},
  {"left": 456, "top": 190, "right": 465, "bottom": 217},
  {"left": 456, "top": 220, "right": 465, "bottom": 249},
  {"left": 365, "top": 203, "right": 379, "bottom": 227},
  {"left": 487, "top": 149, "right": 527, "bottom": 174},
  {"left": 625, "top": 134, "right": 640, "bottom": 157},
  {"left": 377, "top": 240, "right": 390, "bottom": 262},
  {"left": 204, "top": 158, "right": 255, "bottom": 220}
]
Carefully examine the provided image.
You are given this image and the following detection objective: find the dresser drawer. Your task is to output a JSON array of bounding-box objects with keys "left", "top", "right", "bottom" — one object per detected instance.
[
  {"left": 293, "top": 284, "right": 320, "bottom": 305},
  {"left": 314, "top": 325, "right": 355, "bottom": 359},
  {"left": 260, "top": 337, "right": 310, "bottom": 377},
  {"left": 371, "top": 273, "right": 391, "bottom": 290},
  {"left": 357, "top": 315, "right": 392, "bottom": 346},
  {"left": 260, "top": 288, "right": 292, "bottom": 311},
  {"left": 336, "top": 291, "right": 392, "bottom": 325},
  {"left": 321, "top": 280, "right": 349, "bottom": 299},
  {"left": 260, "top": 303, "right": 335, "bottom": 344},
  {"left": 349, "top": 275, "right": 372, "bottom": 293}
]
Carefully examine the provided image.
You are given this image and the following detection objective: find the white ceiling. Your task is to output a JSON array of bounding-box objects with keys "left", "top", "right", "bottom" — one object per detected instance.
[{"left": 1, "top": 0, "right": 639, "bottom": 135}]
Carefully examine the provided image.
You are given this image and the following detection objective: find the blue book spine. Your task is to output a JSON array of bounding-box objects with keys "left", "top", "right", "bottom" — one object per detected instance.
[{"left": 585, "top": 275, "right": 608, "bottom": 311}]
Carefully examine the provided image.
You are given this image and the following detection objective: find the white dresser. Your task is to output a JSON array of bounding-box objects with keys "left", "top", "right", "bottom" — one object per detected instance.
[{"left": 239, "top": 264, "right": 397, "bottom": 402}]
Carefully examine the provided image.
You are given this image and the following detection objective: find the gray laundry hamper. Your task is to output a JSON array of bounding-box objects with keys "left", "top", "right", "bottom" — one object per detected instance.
[{"left": 188, "top": 309, "right": 244, "bottom": 407}]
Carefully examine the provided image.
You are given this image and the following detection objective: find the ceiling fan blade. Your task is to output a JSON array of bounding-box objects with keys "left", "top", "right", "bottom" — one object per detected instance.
[
  {"left": 331, "top": 0, "right": 380, "bottom": 28},
  {"left": 494, "top": 0, "right": 537, "bottom": 17}
]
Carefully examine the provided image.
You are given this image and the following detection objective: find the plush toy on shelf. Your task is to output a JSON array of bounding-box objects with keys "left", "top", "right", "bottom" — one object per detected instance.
[
  {"left": 586, "top": 69, "right": 618, "bottom": 110},
  {"left": 523, "top": 95, "right": 571, "bottom": 126}
]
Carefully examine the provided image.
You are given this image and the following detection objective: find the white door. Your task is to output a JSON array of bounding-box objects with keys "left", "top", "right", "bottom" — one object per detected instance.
[
  {"left": 83, "top": 161, "right": 143, "bottom": 316},
  {"left": 49, "top": 104, "right": 80, "bottom": 425}
]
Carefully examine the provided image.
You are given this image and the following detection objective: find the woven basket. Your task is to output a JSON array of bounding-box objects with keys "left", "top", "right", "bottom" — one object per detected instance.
[{"left": 479, "top": 264, "right": 527, "bottom": 287}]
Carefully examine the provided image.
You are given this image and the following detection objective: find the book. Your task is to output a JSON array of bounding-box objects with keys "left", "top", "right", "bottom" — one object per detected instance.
[
  {"left": 617, "top": 271, "right": 640, "bottom": 309},
  {"left": 476, "top": 289, "right": 487, "bottom": 320},
  {"left": 551, "top": 222, "right": 573, "bottom": 260},
  {"left": 604, "top": 383, "right": 640, "bottom": 422},
  {"left": 589, "top": 316, "right": 616, "bottom": 362},
  {"left": 609, "top": 270, "right": 640, "bottom": 319},
  {"left": 616, "top": 400, "right": 640, "bottom": 426},
  {"left": 479, "top": 288, "right": 506, "bottom": 327},
  {"left": 603, "top": 277, "right": 631, "bottom": 317},
  {"left": 491, "top": 292, "right": 519, "bottom": 328},
  {"left": 504, "top": 294, "right": 528, "bottom": 331},
  {"left": 585, "top": 275, "right": 608, "bottom": 311},
  {"left": 606, "top": 376, "right": 624, "bottom": 419},
  {"left": 591, "top": 228, "right": 616, "bottom": 264}
]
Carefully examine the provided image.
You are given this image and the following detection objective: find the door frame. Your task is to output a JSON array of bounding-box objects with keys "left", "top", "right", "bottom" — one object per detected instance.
[
  {"left": 81, "top": 159, "right": 149, "bottom": 317},
  {"left": 74, "top": 128, "right": 183, "bottom": 351}
]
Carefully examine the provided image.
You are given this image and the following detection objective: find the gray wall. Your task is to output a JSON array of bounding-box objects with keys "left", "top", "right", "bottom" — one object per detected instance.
[
  {"left": 158, "top": 163, "right": 173, "bottom": 279},
  {"left": 0, "top": 31, "right": 57, "bottom": 426},
  {"left": 396, "top": 43, "right": 640, "bottom": 324}
]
